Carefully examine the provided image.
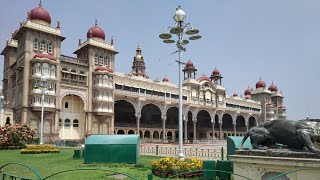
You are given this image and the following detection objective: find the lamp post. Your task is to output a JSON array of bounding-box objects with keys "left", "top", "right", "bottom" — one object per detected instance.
[
  {"left": 37, "top": 75, "right": 51, "bottom": 145},
  {"left": 159, "top": 6, "right": 201, "bottom": 160}
]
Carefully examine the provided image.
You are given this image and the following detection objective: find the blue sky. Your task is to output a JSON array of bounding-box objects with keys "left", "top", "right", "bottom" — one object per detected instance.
[{"left": 1, "top": 0, "right": 320, "bottom": 120}]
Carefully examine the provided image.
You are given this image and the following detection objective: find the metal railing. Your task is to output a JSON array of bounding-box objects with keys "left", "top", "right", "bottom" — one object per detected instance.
[{"left": 140, "top": 145, "right": 227, "bottom": 160}]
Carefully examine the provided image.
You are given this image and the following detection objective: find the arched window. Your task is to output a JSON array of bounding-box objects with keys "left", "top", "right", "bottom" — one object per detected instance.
[
  {"left": 99, "top": 56, "right": 104, "bottom": 65},
  {"left": 73, "top": 119, "right": 79, "bottom": 127},
  {"left": 40, "top": 40, "right": 47, "bottom": 52},
  {"left": 94, "top": 54, "right": 99, "bottom": 65},
  {"left": 48, "top": 42, "right": 53, "bottom": 54},
  {"left": 79, "top": 71, "right": 86, "bottom": 83},
  {"left": 33, "top": 39, "right": 38, "bottom": 51},
  {"left": 50, "top": 66, "right": 56, "bottom": 77},
  {"left": 64, "top": 119, "right": 71, "bottom": 127},
  {"left": 61, "top": 68, "right": 69, "bottom": 80},
  {"left": 42, "top": 63, "right": 49, "bottom": 75},
  {"left": 70, "top": 69, "right": 77, "bottom": 80},
  {"left": 105, "top": 56, "right": 109, "bottom": 66}
]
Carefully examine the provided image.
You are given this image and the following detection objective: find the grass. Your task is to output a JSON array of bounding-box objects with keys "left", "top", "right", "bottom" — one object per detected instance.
[{"left": 0, "top": 148, "right": 165, "bottom": 180}]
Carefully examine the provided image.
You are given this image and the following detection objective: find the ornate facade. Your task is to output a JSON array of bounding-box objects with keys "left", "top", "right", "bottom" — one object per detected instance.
[{"left": 0, "top": 2, "right": 286, "bottom": 142}]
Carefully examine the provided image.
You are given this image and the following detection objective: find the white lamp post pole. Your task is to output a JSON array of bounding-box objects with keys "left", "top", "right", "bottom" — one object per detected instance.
[
  {"left": 159, "top": 6, "right": 201, "bottom": 160},
  {"left": 40, "top": 89, "right": 45, "bottom": 144}
]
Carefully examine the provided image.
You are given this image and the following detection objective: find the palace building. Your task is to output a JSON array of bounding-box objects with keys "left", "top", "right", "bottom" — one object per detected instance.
[{"left": 0, "top": 2, "right": 286, "bottom": 142}]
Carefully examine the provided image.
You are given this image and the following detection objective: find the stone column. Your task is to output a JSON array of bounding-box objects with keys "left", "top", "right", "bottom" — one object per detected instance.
[
  {"left": 136, "top": 116, "right": 140, "bottom": 135},
  {"left": 150, "top": 131, "right": 153, "bottom": 142},
  {"left": 246, "top": 125, "right": 249, "bottom": 133},
  {"left": 233, "top": 124, "right": 236, "bottom": 136},
  {"left": 110, "top": 116, "right": 114, "bottom": 134},
  {"left": 212, "top": 121, "right": 215, "bottom": 142},
  {"left": 54, "top": 110, "right": 59, "bottom": 139},
  {"left": 184, "top": 119, "right": 188, "bottom": 143},
  {"left": 87, "top": 112, "right": 92, "bottom": 135},
  {"left": 172, "top": 131, "right": 176, "bottom": 143},
  {"left": 219, "top": 123, "right": 222, "bottom": 140},
  {"left": 162, "top": 118, "right": 166, "bottom": 143},
  {"left": 193, "top": 121, "right": 197, "bottom": 143}
]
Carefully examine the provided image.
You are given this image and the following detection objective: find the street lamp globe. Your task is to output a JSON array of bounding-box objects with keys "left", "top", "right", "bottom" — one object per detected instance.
[{"left": 173, "top": 6, "right": 186, "bottom": 22}]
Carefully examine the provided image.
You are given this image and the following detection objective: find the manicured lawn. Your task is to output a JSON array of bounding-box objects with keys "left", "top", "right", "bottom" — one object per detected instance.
[{"left": 0, "top": 148, "right": 164, "bottom": 180}]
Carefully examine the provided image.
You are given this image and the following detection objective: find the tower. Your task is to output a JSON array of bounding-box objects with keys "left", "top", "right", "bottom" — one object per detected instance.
[
  {"left": 2, "top": 1, "right": 65, "bottom": 127},
  {"left": 131, "top": 45, "right": 147, "bottom": 77},
  {"left": 182, "top": 59, "right": 197, "bottom": 79},
  {"left": 210, "top": 68, "right": 223, "bottom": 85},
  {"left": 74, "top": 20, "right": 118, "bottom": 135}
]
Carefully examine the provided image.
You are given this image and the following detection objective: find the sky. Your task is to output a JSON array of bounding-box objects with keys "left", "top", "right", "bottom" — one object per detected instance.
[{"left": 0, "top": 0, "right": 320, "bottom": 120}]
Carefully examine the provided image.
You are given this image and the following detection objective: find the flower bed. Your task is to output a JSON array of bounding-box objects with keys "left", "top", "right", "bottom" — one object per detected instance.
[
  {"left": 151, "top": 157, "right": 203, "bottom": 178},
  {"left": 20, "top": 145, "right": 60, "bottom": 154}
]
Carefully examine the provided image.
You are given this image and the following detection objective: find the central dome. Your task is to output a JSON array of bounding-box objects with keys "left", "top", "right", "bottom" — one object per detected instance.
[
  {"left": 87, "top": 24, "right": 105, "bottom": 40},
  {"left": 29, "top": 3, "right": 51, "bottom": 24}
]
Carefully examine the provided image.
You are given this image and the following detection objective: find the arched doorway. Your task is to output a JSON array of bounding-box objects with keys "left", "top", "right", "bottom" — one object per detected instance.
[
  {"left": 248, "top": 117, "right": 257, "bottom": 129},
  {"left": 197, "top": 110, "right": 211, "bottom": 140},
  {"left": 114, "top": 100, "right": 136, "bottom": 128},
  {"left": 222, "top": 113, "right": 233, "bottom": 138},
  {"left": 166, "top": 107, "right": 178, "bottom": 129},
  {"left": 141, "top": 104, "right": 162, "bottom": 129},
  {"left": 186, "top": 111, "right": 193, "bottom": 140},
  {"left": 236, "top": 115, "right": 246, "bottom": 133},
  {"left": 59, "top": 94, "right": 85, "bottom": 140},
  {"left": 128, "top": 130, "right": 135, "bottom": 134},
  {"left": 118, "top": 130, "right": 125, "bottom": 134}
]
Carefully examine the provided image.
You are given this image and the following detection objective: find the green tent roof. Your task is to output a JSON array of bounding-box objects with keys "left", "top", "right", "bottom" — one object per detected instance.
[{"left": 85, "top": 135, "right": 139, "bottom": 145}]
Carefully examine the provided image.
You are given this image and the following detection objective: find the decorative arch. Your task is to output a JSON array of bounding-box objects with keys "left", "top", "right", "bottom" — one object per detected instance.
[
  {"left": 60, "top": 92, "right": 87, "bottom": 111},
  {"left": 222, "top": 113, "right": 233, "bottom": 131},
  {"left": 114, "top": 99, "right": 136, "bottom": 115},
  {"left": 248, "top": 116, "right": 257, "bottom": 128},
  {"left": 236, "top": 115, "right": 246, "bottom": 132},
  {"left": 114, "top": 98, "right": 137, "bottom": 115}
]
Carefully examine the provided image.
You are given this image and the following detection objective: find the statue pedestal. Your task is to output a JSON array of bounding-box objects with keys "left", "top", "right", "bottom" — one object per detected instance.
[{"left": 229, "top": 150, "right": 320, "bottom": 180}]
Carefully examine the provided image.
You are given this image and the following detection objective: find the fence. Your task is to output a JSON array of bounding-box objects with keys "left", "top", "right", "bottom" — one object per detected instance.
[{"left": 140, "top": 145, "right": 227, "bottom": 160}]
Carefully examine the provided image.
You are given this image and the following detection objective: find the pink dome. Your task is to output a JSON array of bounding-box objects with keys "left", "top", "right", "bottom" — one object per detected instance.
[
  {"left": 212, "top": 68, "right": 220, "bottom": 76},
  {"left": 186, "top": 60, "right": 194, "bottom": 67},
  {"left": 256, "top": 79, "right": 266, "bottom": 89},
  {"left": 244, "top": 88, "right": 252, "bottom": 96},
  {"left": 197, "top": 76, "right": 210, "bottom": 82},
  {"left": 268, "top": 83, "right": 278, "bottom": 92},
  {"left": 34, "top": 53, "right": 56, "bottom": 61},
  {"left": 29, "top": 4, "right": 51, "bottom": 24},
  {"left": 95, "top": 66, "right": 113, "bottom": 73},
  {"left": 162, "top": 76, "right": 169, "bottom": 82},
  {"left": 87, "top": 25, "right": 105, "bottom": 40}
]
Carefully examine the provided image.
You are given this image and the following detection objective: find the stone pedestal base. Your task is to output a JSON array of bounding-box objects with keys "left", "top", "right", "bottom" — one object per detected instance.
[{"left": 229, "top": 151, "right": 320, "bottom": 180}]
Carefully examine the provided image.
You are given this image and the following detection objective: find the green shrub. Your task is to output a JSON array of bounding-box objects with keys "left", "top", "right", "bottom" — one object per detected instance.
[
  {"left": 0, "top": 124, "right": 36, "bottom": 148},
  {"left": 20, "top": 145, "right": 60, "bottom": 154}
]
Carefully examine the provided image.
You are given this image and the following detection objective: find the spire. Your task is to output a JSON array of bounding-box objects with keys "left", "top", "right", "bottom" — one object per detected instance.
[
  {"left": 39, "top": 0, "right": 42, "bottom": 7},
  {"left": 27, "top": 11, "right": 30, "bottom": 20},
  {"left": 57, "top": 20, "right": 60, "bottom": 29},
  {"left": 111, "top": 36, "right": 114, "bottom": 45},
  {"left": 95, "top": 19, "right": 98, "bottom": 26},
  {"left": 78, "top": 39, "right": 81, "bottom": 46}
]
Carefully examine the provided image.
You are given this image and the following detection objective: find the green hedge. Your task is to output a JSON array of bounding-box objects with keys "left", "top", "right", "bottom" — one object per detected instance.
[
  {"left": 20, "top": 145, "right": 60, "bottom": 154},
  {"left": 0, "top": 145, "right": 26, "bottom": 150}
]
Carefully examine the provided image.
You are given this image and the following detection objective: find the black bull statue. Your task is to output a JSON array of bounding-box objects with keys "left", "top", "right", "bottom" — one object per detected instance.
[{"left": 240, "top": 119, "right": 320, "bottom": 153}]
